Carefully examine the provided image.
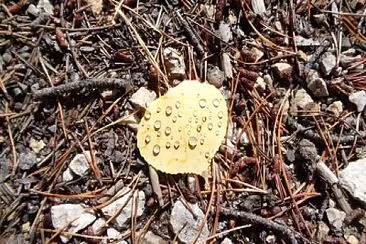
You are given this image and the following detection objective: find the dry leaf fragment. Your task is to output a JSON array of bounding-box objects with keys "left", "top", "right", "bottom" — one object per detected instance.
[{"left": 137, "top": 80, "right": 228, "bottom": 175}]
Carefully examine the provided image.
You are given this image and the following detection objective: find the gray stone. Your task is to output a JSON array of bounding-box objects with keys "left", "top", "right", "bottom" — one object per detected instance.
[
  {"left": 163, "top": 47, "right": 186, "bottom": 80},
  {"left": 91, "top": 218, "right": 107, "bottom": 235},
  {"left": 207, "top": 66, "right": 225, "bottom": 88},
  {"left": 19, "top": 152, "right": 37, "bottom": 170},
  {"left": 2, "top": 53, "right": 12, "bottom": 64},
  {"left": 51, "top": 204, "right": 96, "bottom": 243},
  {"left": 139, "top": 231, "right": 167, "bottom": 244},
  {"left": 170, "top": 200, "right": 209, "bottom": 243},
  {"left": 255, "top": 76, "right": 266, "bottom": 92},
  {"left": 271, "top": 63, "right": 292, "bottom": 79},
  {"left": 68, "top": 151, "right": 91, "bottom": 177},
  {"left": 319, "top": 52, "right": 336, "bottom": 76},
  {"left": 326, "top": 208, "right": 346, "bottom": 231},
  {"left": 306, "top": 69, "right": 329, "bottom": 97},
  {"left": 26, "top": 4, "right": 40, "bottom": 16},
  {"left": 289, "top": 89, "right": 314, "bottom": 115},
  {"left": 349, "top": 91, "right": 366, "bottom": 112},
  {"left": 326, "top": 101, "right": 343, "bottom": 117},
  {"left": 37, "top": 0, "right": 54, "bottom": 15},
  {"left": 102, "top": 188, "right": 145, "bottom": 228},
  {"left": 339, "top": 157, "right": 366, "bottom": 207},
  {"left": 315, "top": 221, "right": 330, "bottom": 242},
  {"left": 217, "top": 22, "right": 232, "bottom": 43},
  {"left": 129, "top": 87, "right": 156, "bottom": 108}
]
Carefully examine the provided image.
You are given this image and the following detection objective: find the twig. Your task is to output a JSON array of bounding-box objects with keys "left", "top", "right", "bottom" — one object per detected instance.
[
  {"left": 220, "top": 208, "right": 298, "bottom": 244},
  {"left": 33, "top": 77, "right": 133, "bottom": 99}
]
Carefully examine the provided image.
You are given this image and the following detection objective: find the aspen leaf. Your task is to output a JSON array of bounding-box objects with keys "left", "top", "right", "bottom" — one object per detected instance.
[{"left": 137, "top": 80, "right": 228, "bottom": 175}]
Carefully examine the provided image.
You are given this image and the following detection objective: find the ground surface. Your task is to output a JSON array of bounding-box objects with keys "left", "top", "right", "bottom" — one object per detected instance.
[{"left": 1, "top": 0, "right": 366, "bottom": 243}]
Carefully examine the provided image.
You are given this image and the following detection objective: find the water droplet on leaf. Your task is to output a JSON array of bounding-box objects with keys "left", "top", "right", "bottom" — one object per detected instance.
[
  {"left": 166, "top": 106, "right": 172, "bottom": 116},
  {"left": 199, "top": 99, "right": 206, "bottom": 108},
  {"left": 153, "top": 145, "right": 160, "bottom": 155}
]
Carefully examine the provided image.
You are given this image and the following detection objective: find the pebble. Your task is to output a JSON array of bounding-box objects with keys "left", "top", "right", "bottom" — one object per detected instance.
[
  {"left": 221, "top": 237, "right": 233, "bottom": 244},
  {"left": 271, "top": 63, "right": 292, "bottom": 79},
  {"left": 139, "top": 231, "right": 167, "bottom": 244},
  {"left": 163, "top": 47, "right": 186, "bottom": 80},
  {"left": 91, "top": 218, "right": 107, "bottom": 235},
  {"left": 255, "top": 76, "right": 266, "bottom": 92},
  {"left": 2, "top": 53, "right": 12, "bottom": 64},
  {"left": 19, "top": 152, "right": 37, "bottom": 171},
  {"left": 339, "top": 157, "right": 366, "bottom": 207},
  {"left": 207, "top": 65, "right": 225, "bottom": 88},
  {"left": 69, "top": 151, "right": 92, "bottom": 177},
  {"left": 315, "top": 221, "right": 330, "bottom": 242},
  {"left": 26, "top": 4, "right": 40, "bottom": 17},
  {"left": 102, "top": 188, "right": 145, "bottom": 228},
  {"left": 326, "top": 207, "right": 346, "bottom": 231},
  {"left": 170, "top": 200, "right": 209, "bottom": 243},
  {"left": 349, "top": 91, "right": 366, "bottom": 112},
  {"left": 347, "top": 235, "right": 359, "bottom": 244},
  {"left": 306, "top": 69, "right": 329, "bottom": 97},
  {"left": 326, "top": 101, "right": 343, "bottom": 117},
  {"left": 319, "top": 52, "right": 336, "bottom": 76},
  {"left": 51, "top": 204, "right": 96, "bottom": 243},
  {"left": 129, "top": 87, "right": 156, "bottom": 108},
  {"left": 289, "top": 89, "right": 314, "bottom": 115},
  {"left": 37, "top": 0, "right": 54, "bottom": 15},
  {"left": 29, "top": 138, "right": 46, "bottom": 153}
]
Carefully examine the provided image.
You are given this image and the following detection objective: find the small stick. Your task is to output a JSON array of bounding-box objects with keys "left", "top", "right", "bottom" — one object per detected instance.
[
  {"left": 33, "top": 77, "right": 133, "bottom": 99},
  {"left": 220, "top": 208, "right": 298, "bottom": 244}
]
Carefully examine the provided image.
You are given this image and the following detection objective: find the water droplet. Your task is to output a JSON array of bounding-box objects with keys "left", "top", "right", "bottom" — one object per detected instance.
[
  {"left": 218, "top": 121, "right": 223, "bottom": 128},
  {"left": 172, "top": 116, "right": 177, "bottom": 123},
  {"left": 178, "top": 112, "right": 182, "bottom": 118},
  {"left": 157, "top": 131, "right": 161, "bottom": 137},
  {"left": 166, "top": 106, "right": 172, "bottom": 116},
  {"left": 208, "top": 123, "right": 213, "bottom": 130},
  {"left": 202, "top": 116, "right": 207, "bottom": 122},
  {"left": 218, "top": 111, "right": 224, "bottom": 119},
  {"left": 157, "top": 107, "right": 161, "bottom": 113},
  {"left": 205, "top": 152, "right": 210, "bottom": 158},
  {"left": 174, "top": 141, "right": 180, "bottom": 149},
  {"left": 199, "top": 99, "right": 206, "bottom": 108},
  {"left": 144, "top": 111, "right": 151, "bottom": 120},
  {"left": 188, "top": 136, "right": 198, "bottom": 149},
  {"left": 193, "top": 111, "right": 198, "bottom": 117},
  {"left": 175, "top": 101, "right": 181, "bottom": 109},
  {"left": 145, "top": 135, "right": 151, "bottom": 143},
  {"left": 195, "top": 118, "right": 199, "bottom": 123},
  {"left": 213, "top": 99, "right": 220, "bottom": 107},
  {"left": 178, "top": 127, "right": 182, "bottom": 132},
  {"left": 215, "top": 130, "right": 219, "bottom": 136},
  {"left": 146, "top": 125, "right": 150, "bottom": 129},
  {"left": 188, "top": 117, "right": 192, "bottom": 123},
  {"left": 154, "top": 120, "right": 161, "bottom": 130},
  {"left": 153, "top": 145, "right": 160, "bottom": 155},
  {"left": 166, "top": 142, "right": 171, "bottom": 149},
  {"left": 197, "top": 125, "right": 202, "bottom": 132},
  {"left": 200, "top": 139, "right": 204, "bottom": 145},
  {"left": 165, "top": 127, "right": 171, "bottom": 136}
]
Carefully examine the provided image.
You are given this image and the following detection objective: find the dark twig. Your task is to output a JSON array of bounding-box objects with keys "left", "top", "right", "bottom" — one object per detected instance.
[
  {"left": 287, "top": 118, "right": 366, "bottom": 145},
  {"left": 33, "top": 77, "right": 133, "bottom": 99},
  {"left": 221, "top": 208, "right": 298, "bottom": 244}
]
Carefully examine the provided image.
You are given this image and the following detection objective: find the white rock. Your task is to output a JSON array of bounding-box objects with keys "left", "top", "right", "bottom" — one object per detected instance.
[
  {"left": 163, "top": 47, "right": 186, "bottom": 80},
  {"left": 306, "top": 69, "right": 329, "bottom": 97},
  {"left": 107, "top": 228, "right": 121, "bottom": 238},
  {"left": 129, "top": 87, "right": 156, "bottom": 108},
  {"left": 326, "top": 101, "right": 343, "bottom": 117},
  {"left": 294, "top": 36, "right": 321, "bottom": 47},
  {"left": 92, "top": 218, "right": 107, "bottom": 235},
  {"left": 102, "top": 188, "right": 145, "bottom": 228},
  {"left": 29, "top": 138, "right": 45, "bottom": 153},
  {"left": 217, "top": 22, "right": 232, "bottom": 43},
  {"left": 249, "top": 46, "right": 264, "bottom": 62},
  {"left": 271, "top": 63, "right": 292, "bottom": 79},
  {"left": 255, "top": 76, "right": 266, "bottom": 91},
  {"left": 51, "top": 204, "right": 96, "bottom": 243},
  {"left": 37, "top": 0, "right": 54, "bottom": 15},
  {"left": 221, "top": 237, "right": 233, "bottom": 244},
  {"left": 326, "top": 208, "right": 346, "bottom": 231},
  {"left": 347, "top": 235, "right": 359, "bottom": 244},
  {"left": 62, "top": 168, "right": 74, "bottom": 182},
  {"left": 349, "top": 91, "right": 366, "bottom": 112},
  {"left": 221, "top": 52, "right": 233, "bottom": 79},
  {"left": 289, "top": 89, "right": 314, "bottom": 115},
  {"left": 26, "top": 4, "right": 40, "bottom": 16},
  {"left": 139, "top": 231, "right": 167, "bottom": 244},
  {"left": 319, "top": 52, "right": 336, "bottom": 76},
  {"left": 170, "top": 200, "right": 209, "bottom": 243},
  {"left": 69, "top": 151, "right": 92, "bottom": 177},
  {"left": 263, "top": 74, "right": 273, "bottom": 88},
  {"left": 251, "top": 0, "right": 266, "bottom": 14},
  {"left": 339, "top": 157, "right": 366, "bottom": 207}
]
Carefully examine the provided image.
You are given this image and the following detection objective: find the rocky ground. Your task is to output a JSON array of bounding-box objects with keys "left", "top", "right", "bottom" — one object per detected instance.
[{"left": 1, "top": 0, "right": 366, "bottom": 243}]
